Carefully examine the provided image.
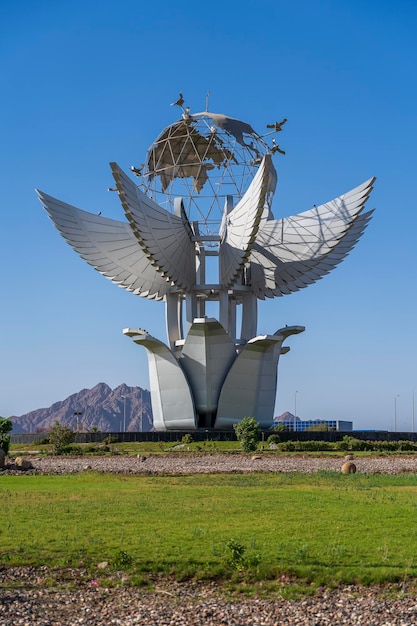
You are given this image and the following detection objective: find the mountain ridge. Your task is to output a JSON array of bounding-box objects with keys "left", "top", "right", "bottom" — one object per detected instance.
[{"left": 9, "top": 382, "right": 153, "bottom": 434}]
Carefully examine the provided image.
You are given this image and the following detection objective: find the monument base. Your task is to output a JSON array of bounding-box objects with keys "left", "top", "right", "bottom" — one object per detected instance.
[{"left": 124, "top": 320, "right": 304, "bottom": 431}]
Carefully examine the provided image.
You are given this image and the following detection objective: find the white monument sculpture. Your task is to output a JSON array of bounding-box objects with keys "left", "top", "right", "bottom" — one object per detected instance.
[{"left": 37, "top": 96, "right": 375, "bottom": 430}]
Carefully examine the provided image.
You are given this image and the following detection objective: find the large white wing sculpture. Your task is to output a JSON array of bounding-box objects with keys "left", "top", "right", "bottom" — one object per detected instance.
[
  {"left": 38, "top": 110, "right": 375, "bottom": 431},
  {"left": 110, "top": 162, "right": 196, "bottom": 292},
  {"left": 36, "top": 190, "right": 171, "bottom": 300},
  {"left": 247, "top": 178, "right": 375, "bottom": 298},
  {"left": 219, "top": 154, "right": 271, "bottom": 288}
]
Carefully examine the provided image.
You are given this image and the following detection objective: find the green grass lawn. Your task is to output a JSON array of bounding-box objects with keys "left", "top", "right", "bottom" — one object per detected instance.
[{"left": 2, "top": 471, "right": 417, "bottom": 592}]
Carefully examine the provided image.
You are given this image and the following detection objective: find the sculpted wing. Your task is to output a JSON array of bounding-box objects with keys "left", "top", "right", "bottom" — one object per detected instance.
[
  {"left": 111, "top": 163, "right": 195, "bottom": 292},
  {"left": 36, "top": 190, "right": 170, "bottom": 300},
  {"left": 249, "top": 177, "right": 376, "bottom": 299},
  {"left": 219, "top": 155, "right": 271, "bottom": 288}
]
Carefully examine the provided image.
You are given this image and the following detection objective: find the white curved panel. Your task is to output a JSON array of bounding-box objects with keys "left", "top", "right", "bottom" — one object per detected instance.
[
  {"left": 180, "top": 318, "right": 236, "bottom": 415},
  {"left": 216, "top": 325, "right": 304, "bottom": 429},
  {"left": 219, "top": 155, "right": 271, "bottom": 288},
  {"left": 111, "top": 163, "right": 196, "bottom": 292},
  {"left": 36, "top": 190, "right": 171, "bottom": 300},
  {"left": 248, "top": 177, "right": 375, "bottom": 299},
  {"left": 215, "top": 335, "right": 284, "bottom": 429},
  {"left": 124, "top": 329, "right": 196, "bottom": 430}
]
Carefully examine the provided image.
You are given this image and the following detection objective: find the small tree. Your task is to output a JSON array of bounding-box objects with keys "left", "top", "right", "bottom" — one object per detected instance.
[
  {"left": 305, "top": 423, "right": 329, "bottom": 432},
  {"left": 233, "top": 417, "right": 260, "bottom": 453},
  {"left": 0, "top": 418, "right": 13, "bottom": 455},
  {"left": 273, "top": 422, "right": 287, "bottom": 432},
  {"left": 48, "top": 421, "right": 75, "bottom": 455}
]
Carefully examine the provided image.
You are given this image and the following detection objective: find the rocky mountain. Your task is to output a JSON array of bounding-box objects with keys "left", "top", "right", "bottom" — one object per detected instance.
[
  {"left": 274, "top": 411, "right": 299, "bottom": 422},
  {"left": 9, "top": 383, "right": 153, "bottom": 434}
]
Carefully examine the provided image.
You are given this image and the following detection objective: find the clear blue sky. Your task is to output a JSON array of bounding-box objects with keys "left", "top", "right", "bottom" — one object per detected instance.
[{"left": 2, "top": 0, "right": 417, "bottom": 431}]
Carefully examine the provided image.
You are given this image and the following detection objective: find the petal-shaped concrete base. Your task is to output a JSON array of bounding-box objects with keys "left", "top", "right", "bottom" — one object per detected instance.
[
  {"left": 216, "top": 325, "right": 305, "bottom": 429},
  {"left": 180, "top": 318, "right": 236, "bottom": 426},
  {"left": 124, "top": 328, "right": 196, "bottom": 430},
  {"left": 215, "top": 335, "right": 283, "bottom": 429}
]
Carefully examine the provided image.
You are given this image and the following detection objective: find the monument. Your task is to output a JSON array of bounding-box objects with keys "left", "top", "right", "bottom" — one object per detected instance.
[{"left": 37, "top": 96, "right": 375, "bottom": 430}]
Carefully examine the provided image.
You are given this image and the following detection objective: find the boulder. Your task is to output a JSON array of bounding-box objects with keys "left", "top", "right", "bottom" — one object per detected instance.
[
  {"left": 341, "top": 461, "right": 356, "bottom": 474},
  {"left": 14, "top": 457, "right": 33, "bottom": 470}
]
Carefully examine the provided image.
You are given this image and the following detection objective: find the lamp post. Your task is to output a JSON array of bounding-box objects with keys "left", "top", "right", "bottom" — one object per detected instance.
[
  {"left": 394, "top": 395, "right": 399, "bottom": 432},
  {"left": 73, "top": 411, "right": 82, "bottom": 432},
  {"left": 412, "top": 388, "right": 415, "bottom": 433},
  {"left": 121, "top": 395, "right": 126, "bottom": 433},
  {"left": 294, "top": 390, "right": 298, "bottom": 432}
]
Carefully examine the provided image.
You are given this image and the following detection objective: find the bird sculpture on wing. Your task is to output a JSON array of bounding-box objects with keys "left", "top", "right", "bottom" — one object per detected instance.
[
  {"left": 171, "top": 92, "right": 185, "bottom": 108},
  {"left": 266, "top": 118, "right": 288, "bottom": 132}
]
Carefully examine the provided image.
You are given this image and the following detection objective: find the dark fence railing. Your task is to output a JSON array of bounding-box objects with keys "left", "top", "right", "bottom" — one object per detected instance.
[{"left": 10, "top": 430, "right": 417, "bottom": 445}]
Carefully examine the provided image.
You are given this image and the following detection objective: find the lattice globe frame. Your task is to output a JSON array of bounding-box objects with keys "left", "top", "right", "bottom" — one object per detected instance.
[{"left": 141, "top": 112, "right": 271, "bottom": 238}]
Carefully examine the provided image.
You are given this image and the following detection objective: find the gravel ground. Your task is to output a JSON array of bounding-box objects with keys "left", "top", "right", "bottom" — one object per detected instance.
[
  {"left": 7, "top": 452, "right": 417, "bottom": 476},
  {"left": 2, "top": 576, "right": 417, "bottom": 625},
  {"left": 2, "top": 453, "right": 417, "bottom": 624}
]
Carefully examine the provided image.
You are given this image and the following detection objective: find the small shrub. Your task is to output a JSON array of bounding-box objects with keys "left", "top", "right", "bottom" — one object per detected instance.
[
  {"left": 33, "top": 437, "right": 50, "bottom": 445},
  {"left": 280, "top": 441, "right": 296, "bottom": 452},
  {"left": 59, "top": 445, "right": 84, "bottom": 456},
  {"left": 0, "top": 418, "right": 13, "bottom": 455},
  {"left": 181, "top": 434, "right": 193, "bottom": 445},
  {"left": 233, "top": 417, "right": 260, "bottom": 453},
  {"left": 103, "top": 435, "right": 119, "bottom": 445},
  {"left": 225, "top": 539, "right": 246, "bottom": 569},
  {"left": 224, "top": 539, "right": 260, "bottom": 571},
  {"left": 336, "top": 435, "right": 354, "bottom": 451},
  {"left": 113, "top": 550, "right": 134, "bottom": 569},
  {"left": 267, "top": 434, "right": 281, "bottom": 445},
  {"left": 273, "top": 423, "right": 287, "bottom": 432},
  {"left": 305, "top": 423, "right": 329, "bottom": 432},
  {"left": 48, "top": 421, "right": 75, "bottom": 455}
]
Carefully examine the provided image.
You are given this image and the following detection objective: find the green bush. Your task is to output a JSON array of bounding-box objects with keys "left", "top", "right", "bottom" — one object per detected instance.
[
  {"left": 273, "top": 423, "right": 287, "bottom": 432},
  {"left": 267, "top": 433, "right": 281, "bottom": 445},
  {"left": 0, "top": 418, "right": 13, "bottom": 455},
  {"left": 33, "top": 437, "right": 50, "bottom": 445},
  {"left": 103, "top": 435, "right": 119, "bottom": 445},
  {"left": 113, "top": 549, "right": 133, "bottom": 569},
  {"left": 335, "top": 435, "right": 354, "bottom": 451},
  {"left": 305, "top": 423, "right": 330, "bottom": 432},
  {"left": 224, "top": 538, "right": 260, "bottom": 571},
  {"left": 59, "top": 445, "right": 84, "bottom": 456},
  {"left": 48, "top": 421, "right": 75, "bottom": 455},
  {"left": 225, "top": 538, "right": 246, "bottom": 568},
  {"left": 233, "top": 417, "right": 260, "bottom": 453}
]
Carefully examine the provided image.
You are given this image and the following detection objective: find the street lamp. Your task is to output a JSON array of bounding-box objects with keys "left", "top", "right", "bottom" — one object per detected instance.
[
  {"left": 73, "top": 411, "right": 82, "bottom": 432},
  {"left": 294, "top": 390, "right": 298, "bottom": 432},
  {"left": 394, "top": 395, "right": 399, "bottom": 432},
  {"left": 121, "top": 395, "right": 126, "bottom": 433}
]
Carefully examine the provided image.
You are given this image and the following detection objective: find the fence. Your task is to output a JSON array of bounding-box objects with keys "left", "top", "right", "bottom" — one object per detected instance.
[{"left": 10, "top": 430, "right": 417, "bottom": 445}]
